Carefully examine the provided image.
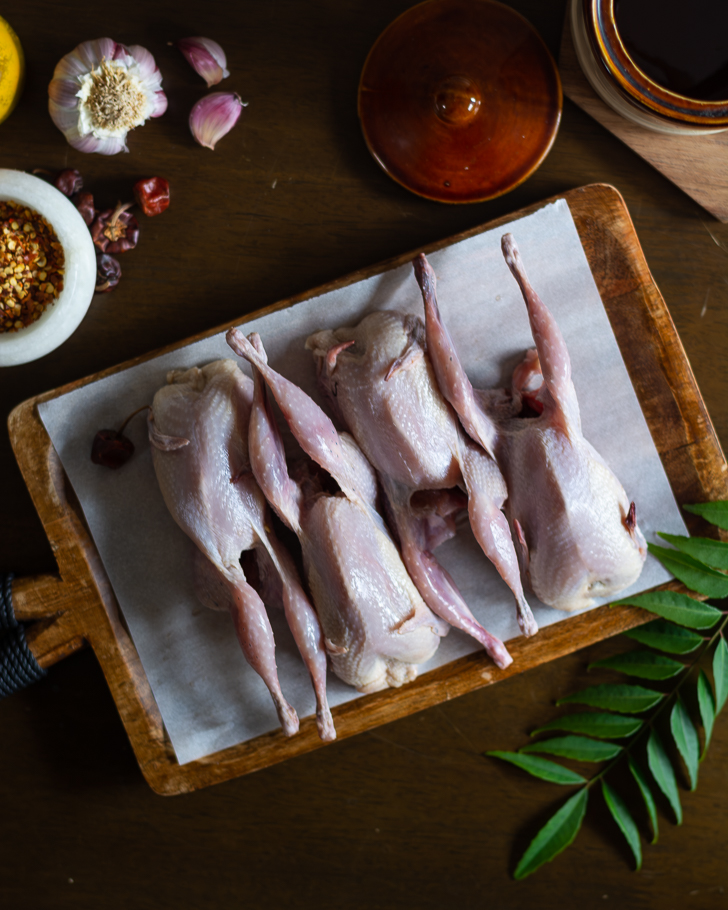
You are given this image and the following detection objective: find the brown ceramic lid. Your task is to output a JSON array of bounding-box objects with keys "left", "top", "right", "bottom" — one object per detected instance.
[{"left": 358, "top": 0, "right": 562, "bottom": 203}]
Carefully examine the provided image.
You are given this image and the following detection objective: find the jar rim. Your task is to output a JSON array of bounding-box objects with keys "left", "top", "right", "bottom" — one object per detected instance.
[{"left": 584, "top": 0, "right": 728, "bottom": 125}]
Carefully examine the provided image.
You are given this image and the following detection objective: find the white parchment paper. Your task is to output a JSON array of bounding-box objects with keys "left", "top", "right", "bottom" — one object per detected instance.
[{"left": 38, "top": 199, "right": 686, "bottom": 765}]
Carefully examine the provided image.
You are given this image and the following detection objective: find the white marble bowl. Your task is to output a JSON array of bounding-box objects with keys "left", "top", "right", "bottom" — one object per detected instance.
[{"left": 0, "top": 169, "right": 97, "bottom": 367}]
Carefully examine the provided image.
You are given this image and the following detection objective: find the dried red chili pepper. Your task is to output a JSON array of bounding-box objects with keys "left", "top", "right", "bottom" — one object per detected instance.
[
  {"left": 73, "top": 191, "right": 96, "bottom": 226},
  {"left": 133, "top": 177, "right": 170, "bottom": 217},
  {"left": 91, "top": 429, "right": 135, "bottom": 468},
  {"left": 95, "top": 253, "right": 122, "bottom": 293},
  {"left": 54, "top": 169, "right": 83, "bottom": 197},
  {"left": 91, "top": 202, "right": 140, "bottom": 254},
  {"left": 91, "top": 406, "right": 149, "bottom": 469}
]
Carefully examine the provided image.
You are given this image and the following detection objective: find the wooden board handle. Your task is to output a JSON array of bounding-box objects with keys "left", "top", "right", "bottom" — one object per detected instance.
[{"left": 10, "top": 574, "right": 86, "bottom": 669}]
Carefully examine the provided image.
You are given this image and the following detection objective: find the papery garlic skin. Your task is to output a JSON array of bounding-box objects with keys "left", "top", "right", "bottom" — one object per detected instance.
[
  {"left": 189, "top": 92, "right": 244, "bottom": 150},
  {"left": 175, "top": 37, "right": 230, "bottom": 88},
  {"left": 48, "top": 39, "right": 167, "bottom": 155}
]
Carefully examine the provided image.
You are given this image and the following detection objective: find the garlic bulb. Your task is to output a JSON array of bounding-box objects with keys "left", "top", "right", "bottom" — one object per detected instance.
[
  {"left": 189, "top": 92, "right": 245, "bottom": 150},
  {"left": 174, "top": 37, "right": 229, "bottom": 88},
  {"left": 48, "top": 39, "right": 167, "bottom": 155}
]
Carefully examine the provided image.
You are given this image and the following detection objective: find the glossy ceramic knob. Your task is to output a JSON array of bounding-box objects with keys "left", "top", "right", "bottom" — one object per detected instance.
[
  {"left": 434, "top": 75, "right": 482, "bottom": 125},
  {"left": 358, "top": 0, "right": 562, "bottom": 203}
]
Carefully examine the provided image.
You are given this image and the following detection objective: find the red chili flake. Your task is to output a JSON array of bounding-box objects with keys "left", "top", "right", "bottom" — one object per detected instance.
[
  {"left": 133, "top": 177, "right": 170, "bottom": 217},
  {"left": 0, "top": 201, "right": 65, "bottom": 333},
  {"left": 91, "top": 202, "right": 140, "bottom": 254},
  {"left": 91, "top": 406, "right": 149, "bottom": 469}
]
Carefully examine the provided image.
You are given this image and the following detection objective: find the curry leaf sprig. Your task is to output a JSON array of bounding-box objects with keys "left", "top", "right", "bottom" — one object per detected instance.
[{"left": 487, "top": 500, "right": 728, "bottom": 879}]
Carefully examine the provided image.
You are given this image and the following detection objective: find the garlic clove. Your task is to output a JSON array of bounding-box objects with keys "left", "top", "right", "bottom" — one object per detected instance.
[
  {"left": 48, "top": 102, "right": 78, "bottom": 132},
  {"left": 127, "top": 44, "right": 159, "bottom": 80},
  {"left": 189, "top": 92, "right": 244, "bottom": 150},
  {"left": 127, "top": 43, "right": 167, "bottom": 117},
  {"left": 174, "top": 37, "right": 230, "bottom": 88},
  {"left": 48, "top": 76, "right": 81, "bottom": 108},
  {"left": 90, "top": 136, "right": 129, "bottom": 156},
  {"left": 71, "top": 38, "right": 118, "bottom": 76}
]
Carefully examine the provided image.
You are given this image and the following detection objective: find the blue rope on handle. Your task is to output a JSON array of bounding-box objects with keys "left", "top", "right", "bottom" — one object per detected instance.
[
  {"left": 0, "top": 573, "right": 17, "bottom": 630},
  {"left": 0, "top": 573, "right": 47, "bottom": 698}
]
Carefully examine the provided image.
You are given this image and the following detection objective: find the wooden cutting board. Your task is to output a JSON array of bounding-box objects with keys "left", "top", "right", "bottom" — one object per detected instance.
[{"left": 8, "top": 183, "right": 727, "bottom": 795}]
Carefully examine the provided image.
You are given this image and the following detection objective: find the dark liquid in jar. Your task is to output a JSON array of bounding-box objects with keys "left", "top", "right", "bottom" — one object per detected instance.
[{"left": 615, "top": 0, "right": 728, "bottom": 101}]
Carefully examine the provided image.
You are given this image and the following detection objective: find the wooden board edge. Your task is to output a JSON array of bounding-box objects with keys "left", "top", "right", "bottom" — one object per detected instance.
[
  {"left": 145, "top": 598, "right": 669, "bottom": 795},
  {"left": 8, "top": 397, "right": 175, "bottom": 771},
  {"left": 567, "top": 184, "right": 728, "bottom": 520}
]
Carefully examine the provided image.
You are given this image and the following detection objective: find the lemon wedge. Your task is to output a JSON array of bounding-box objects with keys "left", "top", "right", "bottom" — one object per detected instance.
[{"left": 0, "top": 16, "right": 24, "bottom": 125}]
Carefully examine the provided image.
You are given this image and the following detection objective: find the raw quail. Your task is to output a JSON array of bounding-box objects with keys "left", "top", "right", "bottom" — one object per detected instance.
[
  {"left": 149, "top": 359, "right": 335, "bottom": 740},
  {"left": 226, "top": 328, "right": 448, "bottom": 693},
  {"left": 414, "top": 235, "right": 647, "bottom": 612},
  {"left": 307, "top": 310, "right": 531, "bottom": 664}
]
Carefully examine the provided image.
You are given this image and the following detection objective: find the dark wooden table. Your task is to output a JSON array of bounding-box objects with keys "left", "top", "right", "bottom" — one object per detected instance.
[{"left": 2, "top": 2, "right": 727, "bottom": 907}]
